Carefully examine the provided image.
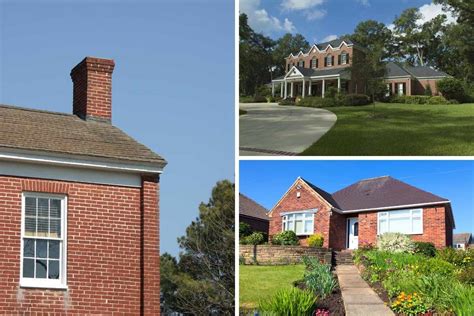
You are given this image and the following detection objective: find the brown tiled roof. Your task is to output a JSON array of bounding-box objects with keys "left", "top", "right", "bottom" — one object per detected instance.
[
  {"left": 331, "top": 176, "right": 449, "bottom": 211},
  {"left": 0, "top": 104, "right": 166, "bottom": 167},
  {"left": 239, "top": 193, "right": 269, "bottom": 221},
  {"left": 301, "top": 178, "right": 341, "bottom": 208},
  {"left": 453, "top": 233, "right": 472, "bottom": 245}
]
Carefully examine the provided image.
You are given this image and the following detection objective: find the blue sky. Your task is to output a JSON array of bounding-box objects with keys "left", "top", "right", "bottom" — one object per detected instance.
[
  {"left": 0, "top": 0, "right": 234, "bottom": 256},
  {"left": 240, "top": 160, "right": 474, "bottom": 235},
  {"left": 239, "top": 0, "right": 454, "bottom": 42}
]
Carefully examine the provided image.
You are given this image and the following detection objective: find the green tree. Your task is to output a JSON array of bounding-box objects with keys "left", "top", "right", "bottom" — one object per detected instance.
[
  {"left": 239, "top": 13, "right": 275, "bottom": 96},
  {"left": 350, "top": 20, "right": 394, "bottom": 59},
  {"left": 160, "top": 180, "right": 235, "bottom": 314},
  {"left": 272, "top": 33, "right": 310, "bottom": 77},
  {"left": 393, "top": 8, "right": 426, "bottom": 65}
]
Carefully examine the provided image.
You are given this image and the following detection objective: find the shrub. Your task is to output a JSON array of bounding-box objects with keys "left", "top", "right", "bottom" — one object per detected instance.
[
  {"left": 266, "top": 95, "right": 281, "bottom": 103},
  {"left": 377, "top": 233, "right": 415, "bottom": 253},
  {"left": 391, "top": 292, "right": 430, "bottom": 315},
  {"left": 437, "top": 78, "right": 467, "bottom": 102},
  {"left": 279, "top": 97, "right": 296, "bottom": 105},
  {"left": 414, "top": 258, "right": 455, "bottom": 277},
  {"left": 296, "top": 96, "right": 336, "bottom": 107},
  {"left": 427, "top": 96, "right": 448, "bottom": 104},
  {"left": 253, "top": 95, "right": 268, "bottom": 103},
  {"left": 258, "top": 287, "right": 317, "bottom": 316},
  {"left": 424, "top": 84, "right": 433, "bottom": 96},
  {"left": 302, "top": 256, "right": 337, "bottom": 299},
  {"left": 343, "top": 94, "right": 371, "bottom": 106},
  {"left": 414, "top": 242, "right": 436, "bottom": 257},
  {"left": 243, "top": 232, "right": 264, "bottom": 245},
  {"left": 239, "top": 96, "right": 254, "bottom": 103},
  {"left": 272, "top": 231, "right": 299, "bottom": 245},
  {"left": 437, "top": 248, "right": 474, "bottom": 268},
  {"left": 458, "top": 266, "right": 474, "bottom": 285},
  {"left": 239, "top": 222, "right": 252, "bottom": 238},
  {"left": 326, "top": 86, "right": 338, "bottom": 99},
  {"left": 307, "top": 233, "right": 324, "bottom": 247}
]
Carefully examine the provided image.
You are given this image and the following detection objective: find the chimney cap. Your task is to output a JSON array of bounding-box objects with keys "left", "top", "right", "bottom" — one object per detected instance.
[{"left": 71, "top": 56, "right": 115, "bottom": 76}]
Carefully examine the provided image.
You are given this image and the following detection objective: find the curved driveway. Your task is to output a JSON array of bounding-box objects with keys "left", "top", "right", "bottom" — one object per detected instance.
[{"left": 239, "top": 103, "right": 337, "bottom": 156}]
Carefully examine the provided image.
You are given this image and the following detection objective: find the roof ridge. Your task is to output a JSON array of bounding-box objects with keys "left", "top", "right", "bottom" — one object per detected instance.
[
  {"left": 358, "top": 175, "right": 391, "bottom": 182},
  {"left": 0, "top": 103, "right": 75, "bottom": 118},
  {"left": 239, "top": 193, "right": 269, "bottom": 212}
]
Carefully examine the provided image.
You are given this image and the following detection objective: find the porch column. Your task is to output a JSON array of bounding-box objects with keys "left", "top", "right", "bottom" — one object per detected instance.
[
  {"left": 302, "top": 79, "right": 306, "bottom": 98},
  {"left": 290, "top": 81, "right": 294, "bottom": 97},
  {"left": 280, "top": 82, "right": 284, "bottom": 98},
  {"left": 284, "top": 80, "right": 288, "bottom": 98},
  {"left": 271, "top": 82, "right": 275, "bottom": 97},
  {"left": 337, "top": 77, "right": 341, "bottom": 92},
  {"left": 308, "top": 80, "right": 312, "bottom": 96},
  {"left": 322, "top": 79, "right": 326, "bottom": 98}
]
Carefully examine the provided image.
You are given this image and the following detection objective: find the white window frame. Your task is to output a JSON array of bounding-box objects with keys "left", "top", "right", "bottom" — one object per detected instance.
[
  {"left": 326, "top": 56, "right": 332, "bottom": 67},
  {"left": 281, "top": 211, "right": 315, "bottom": 236},
  {"left": 341, "top": 53, "right": 347, "bottom": 65},
  {"left": 20, "top": 192, "right": 68, "bottom": 289},
  {"left": 377, "top": 208, "right": 423, "bottom": 235}
]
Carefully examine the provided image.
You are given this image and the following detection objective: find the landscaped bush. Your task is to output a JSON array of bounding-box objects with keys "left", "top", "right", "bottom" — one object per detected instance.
[
  {"left": 242, "top": 232, "right": 265, "bottom": 245},
  {"left": 271, "top": 230, "right": 299, "bottom": 245},
  {"left": 258, "top": 287, "right": 317, "bottom": 316},
  {"left": 302, "top": 256, "right": 337, "bottom": 299},
  {"left": 266, "top": 95, "right": 281, "bottom": 103},
  {"left": 279, "top": 97, "right": 296, "bottom": 105},
  {"left": 426, "top": 95, "right": 448, "bottom": 104},
  {"left": 296, "top": 96, "right": 337, "bottom": 108},
  {"left": 437, "top": 247, "right": 474, "bottom": 268},
  {"left": 253, "top": 95, "right": 268, "bottom": 103},
  {"left": 343, "top": 94, "right": 371, "bottom": 106},
  {"left": 377, "top": 232, "right": 415, "bottom": 253},
  {"left": 307, "top": 233, "right": 324, "bottom": 247},
  {"left": 388, "top": 95, "right": 449, "bottom": 105},
  {"left": 424, "top": 84, "right": 433, "bottom": 96},
  {"left": 458, "top": 266, "right": 474, "bottom": 285},
  {"left": 437, "top": 77, "right": 467, "bottom": 102},
  {"left": 239, "top": 222, "right": 252, "bottom": 238},
  {"left": 414, "top": 242, "right": 437, "bottom": 257},
  {"left": 239, "top": 95, "right": 268, "bottom": 103}
]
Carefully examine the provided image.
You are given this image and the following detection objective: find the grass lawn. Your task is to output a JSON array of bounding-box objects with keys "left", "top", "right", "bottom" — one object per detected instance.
[
  {"left": 239, "top": 264, "right": 305, "bottom": 309},
  {"left": 301, "top": 103, "right": 474, "bottom": 156}
]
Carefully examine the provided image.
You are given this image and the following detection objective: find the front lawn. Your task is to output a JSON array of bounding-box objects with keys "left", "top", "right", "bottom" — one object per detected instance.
[
  {"left": 239, "top": 264, "right": 305, "bottom": 309},
  {"left": 301, "top": 103, "right": 474, "bottom": 156}
]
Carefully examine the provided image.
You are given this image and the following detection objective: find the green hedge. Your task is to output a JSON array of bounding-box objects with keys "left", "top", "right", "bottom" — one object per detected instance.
[
  {"left": 294, "top": 94, "right": 371, "bottom": 107},
  {"left": 389, "top": 95, "right": 449, "bottom": 104}
]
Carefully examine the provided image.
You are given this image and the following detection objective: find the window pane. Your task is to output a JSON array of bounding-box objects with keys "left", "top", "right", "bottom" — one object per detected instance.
[
  {"left": 295, "top": 220, "right": 303, "bottom": 234},
  {"left": 35, "top": 259, "right": 47, "bottom": 278},
  {"left": 48, "top": 260, "right": 60, "bottom": 279},
  {"left": 50, "top": 200, "right": 61, "bottom": 218},
  {"left": 304, "top": 220, "right": 313, "bottom": 234},
  {"left": 304, "top": 213, "right": 313, "bottom": 218},
  {"left": 23, "top": 258, "right": 34, "bottom": 278},
  {"left": 412, "top": 209, "right": 422, "bottom": 217},
  {"left": 295, "top": 214, "right": 303, "bottom": 220},
  {"left": 413, "top": 217, "right": 422, "bottom": 233},
  {"left": 288, "top": 221, "right": 294, "bottom": 231},
  {"left": 36, "top": 240, "right": 47, "bottom": 258},
  {"left": 38, "top": 198, "right": 49, "bottom": 218},
  {"left": 390, "top": 210, "right": 411, "bottom": 218},
  {"left": 354, "top": 222, "right": 359, "bottom": 236},
  {"left": 50, "top": 219, "right": 61, "bottom": 238},
  {"left": 389, "top": 217, "right": 411, "bottom": 234},
  {"left": 379, "top": 218, "right": 388, "bottom": 234},
  {"left": 25, "top": 197, "right": 36, "bottom": 216},
  {"left": 288, "top": 214, "right": 294, "bottom": 220},
  {"left": 25, "top": 218, "right": 36, "bottom": 236},
  {"left": 24, "top": 239, "right": 35, "bottom": 257},
  {"left": 37, "top": 218, "right": 49, "bottom": 236},
  {"left": 49, "top": 241, "right": 60, "bottom": 259}
]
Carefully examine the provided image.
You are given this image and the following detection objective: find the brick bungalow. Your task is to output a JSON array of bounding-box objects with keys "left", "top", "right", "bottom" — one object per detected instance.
[
  {"left": 268, "top": 176, "right": 454, "bottom": 250},
  {"left": 239, "top": 193, "right": 269, "bottom": 239},
  {"left": 271, "top": 38, "right": 449, "bottom": 98},
  {"left": 0, "top": 57, "right": 166, "bottom": 314}
]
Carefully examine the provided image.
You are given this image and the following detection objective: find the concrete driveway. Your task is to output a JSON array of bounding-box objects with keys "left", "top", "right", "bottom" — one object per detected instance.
[{"left": 239, "top": 103, "right": 337, "bottom": 156}]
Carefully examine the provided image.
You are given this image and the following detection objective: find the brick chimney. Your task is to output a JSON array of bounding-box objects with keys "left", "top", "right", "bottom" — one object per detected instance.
[{"left": 70, "top": 57, "right": 115, "bottom": 122}]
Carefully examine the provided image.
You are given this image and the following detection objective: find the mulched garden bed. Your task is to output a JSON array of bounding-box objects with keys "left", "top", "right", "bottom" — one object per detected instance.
[{"left": 294, "top": 277, "right": 345, "bottom": 316}]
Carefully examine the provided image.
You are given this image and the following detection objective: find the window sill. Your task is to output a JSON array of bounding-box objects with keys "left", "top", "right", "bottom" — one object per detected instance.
[{"left": 20, "top": 281, "right": 68, "bottom": 290}]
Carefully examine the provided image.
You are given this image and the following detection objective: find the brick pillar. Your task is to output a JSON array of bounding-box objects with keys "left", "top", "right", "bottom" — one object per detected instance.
[{"left": 141, "top": 176, "right": 160, "bottom": 315}]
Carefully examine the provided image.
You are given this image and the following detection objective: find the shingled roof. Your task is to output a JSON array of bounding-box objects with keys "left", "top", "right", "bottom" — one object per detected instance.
[
  {"left": 239, "top": 193, "right": 269, "bottom": 221},
  {"left": 385, "top": 62, "right": 448, "bottom": 79},
  {"left": 331, "top": 176, "right": 449, "bottom": 211},
  {"left": 453, "top": 233, "right": 472, "bottom": 245},
  {"left": 0, "top": 104, "right": 166, "bottom": 167}
]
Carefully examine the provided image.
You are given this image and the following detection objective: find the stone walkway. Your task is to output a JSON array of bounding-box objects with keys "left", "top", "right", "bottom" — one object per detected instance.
[{"left": 336, "top": 265, "right": 394, "bottom": 316}]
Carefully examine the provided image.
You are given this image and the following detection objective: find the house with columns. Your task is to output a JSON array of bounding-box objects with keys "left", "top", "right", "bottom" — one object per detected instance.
[{"left": 271, "top": 38, "right": 449, "bottom": 99}]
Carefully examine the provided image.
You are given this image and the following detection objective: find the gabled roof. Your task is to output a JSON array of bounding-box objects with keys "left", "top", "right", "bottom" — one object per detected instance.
[
  {"left": 277, "top": 66, "right": 348, "bottom": 82},
  {"left": 385, "top": 62, "right": 448, "bottom": 79},
  {"left": 315, "top": 38, "right": 355, "bottom": 50},
  {"left": 331, "top": 176, "right": 449, "bottom": 212},
  {"left": 239, "top": 193, "right": 269, "bottom": 221},
  {"left": 0, "top": 104, "right": 166, "bottom": 167},
  {"left": 453, "top": 233, "right": 472, "bottom": 245},
  {"left": 385, "top": 62, "right": 411, "bottom": 77},
  {"left": 301, "top": 178, "right": 340, "bottom": 209}
]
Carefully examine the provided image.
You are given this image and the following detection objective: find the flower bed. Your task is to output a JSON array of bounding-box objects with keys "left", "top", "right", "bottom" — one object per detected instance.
[{"left": 354, "top": 247, "right": 474, "bottom": 315}]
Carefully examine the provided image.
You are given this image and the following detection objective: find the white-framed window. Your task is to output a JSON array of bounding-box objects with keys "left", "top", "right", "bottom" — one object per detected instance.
[
  {"left": 377, "top": 209, "right": 423, "bottom": 235},
  {"left": 20, "top": 193, "right": 67, "bottom": 289},
  {"left": 282, "top": 212, "right": 314, "bottom": 235},
  {"left": 326, "top": 55, "right": 332, "bottom": 67},
  {"left": 341, "top": 53, "right": 348, "bottom": 65},
  {"left": 298, "top": 60, "right": 304, "bottom": 67}
]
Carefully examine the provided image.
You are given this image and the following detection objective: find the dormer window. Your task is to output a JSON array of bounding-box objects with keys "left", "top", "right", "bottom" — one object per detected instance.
[
  {"left": 325, "top": 55, "right": 333, "bottom": 67},
  {"left": 298, "top": 60, "right": 305, "bottom": 68},
  {"left": 310, "top": 57, "right": 318, "bottom": 69},
  {"left": 340, "top": 52, "right": 349, "bottom": 65}
]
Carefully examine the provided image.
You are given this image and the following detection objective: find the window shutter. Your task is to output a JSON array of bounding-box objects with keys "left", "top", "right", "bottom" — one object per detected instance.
[
  {"left": 324, "top": 58, "right": 327, "bottom": 67},
  {"left": 403, "top": 83, "right": 406, "bottom": 95},
  {"left": 347, "top": 54, "right": 350, "bottom": 63},
  {"left": 338, "top": 55, "right": 341, "bottom": 65},
  {"left": 316, "top": 59, "right": 319, "bottom": 68},
  {"left": 331, "top": 56, "right": 334, "bottom": 66}
]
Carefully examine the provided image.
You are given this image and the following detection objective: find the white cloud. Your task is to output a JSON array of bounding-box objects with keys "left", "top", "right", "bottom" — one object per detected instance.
[
  {"left": 321, "top": 34, "right": 338, "bottom": 42},
  {"left": 418, "top": 3, "right": 456, "bottom": 25},
  {"left": 281, "top": 0, "right": 325, "bottom": 11},
  {"left": 240, "top": 0, "right": 296, "bottom": 34},
  {"left": 304, "top": 9, "right": 327, "bottom": 21},
  {"left": 356, "top": 0, "right": 370, "bottom": 7}
]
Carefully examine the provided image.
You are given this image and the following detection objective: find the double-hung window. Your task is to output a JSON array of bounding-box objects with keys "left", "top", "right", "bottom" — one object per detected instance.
[
  {"left": 282, "top": 212, "right": 314, "bottom": 235},
  {"left": 378, "top": 209, "right": 423, "bottom": 235},
  {"left": 21, "top": 193, "right": 67, "bottom": 289}
]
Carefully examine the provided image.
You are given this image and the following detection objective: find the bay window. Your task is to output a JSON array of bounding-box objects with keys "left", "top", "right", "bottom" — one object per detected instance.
[
  {"left": 282, "top": 212, "right": 314, "bottom": 235},
  {"left": 378, "top": 209, "right": 423, "bottom": 235}
]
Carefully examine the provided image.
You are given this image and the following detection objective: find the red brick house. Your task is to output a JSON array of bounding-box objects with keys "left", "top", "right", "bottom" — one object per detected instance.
[
  {"left": 239, "top": 193, "right": 269, "bottom": 238},
  {"left": 0, "top": 57, "right": 166, "bottom": 314},
  {"left": 268, "top": 176, "right": 454, "bottom": 250},
  {"left": 271, "top": 38, "right": 449, "bottom": 98}
]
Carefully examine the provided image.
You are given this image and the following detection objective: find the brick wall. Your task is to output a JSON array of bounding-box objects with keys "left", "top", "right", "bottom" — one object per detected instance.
[
  {"left": 285, "top": 44, "right": 356, "bottom": 72},
  {"left": 385, "top": 78, "right": 413, "bottom": 96},
  {"left": 0, "top": 175, "right": 160, "bottom": 314},
  {"left": 240, "top": 245, "right": 332, "bottom": 265}
]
